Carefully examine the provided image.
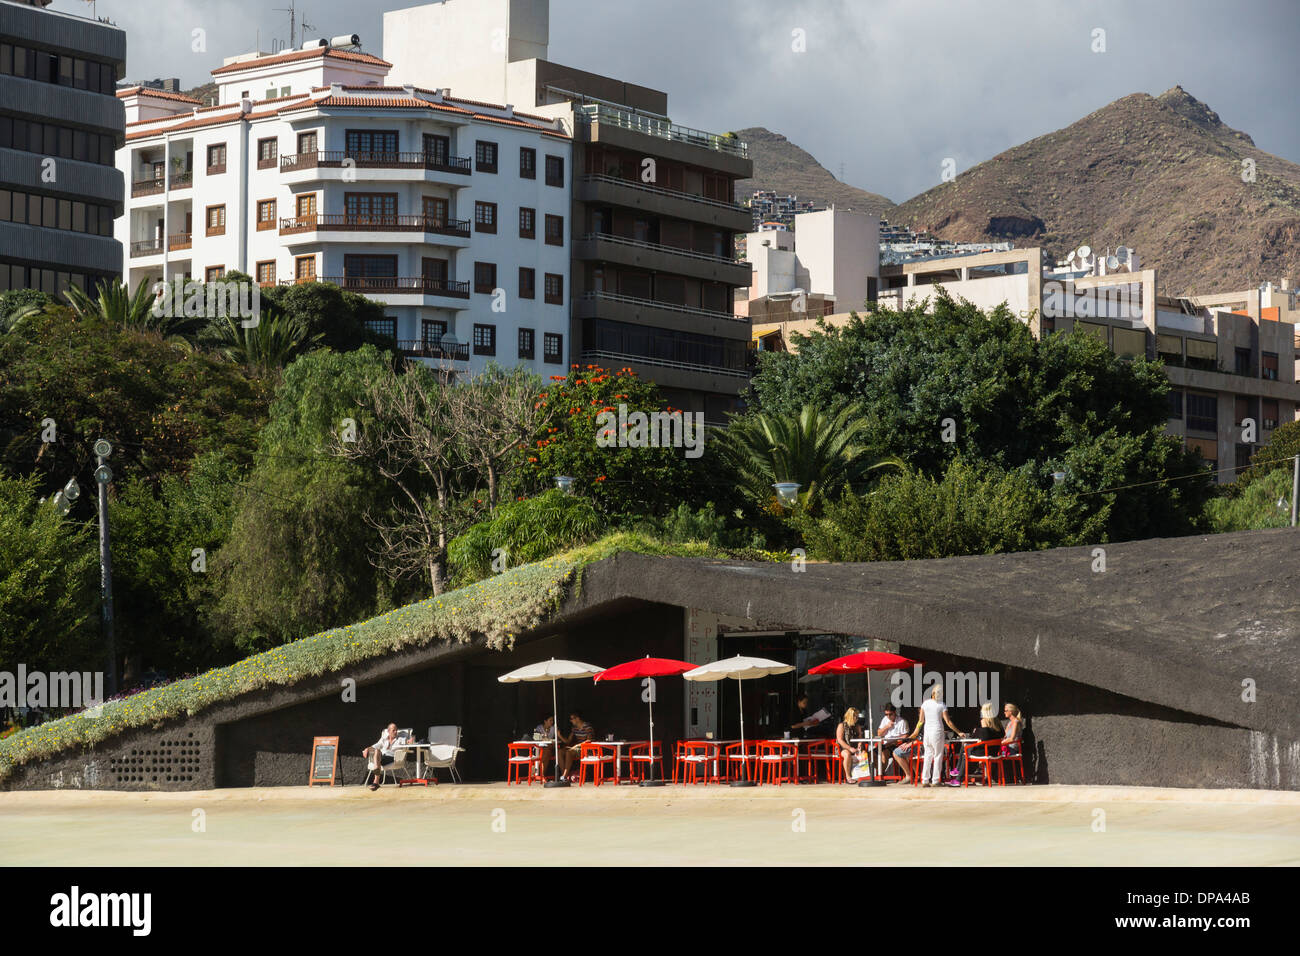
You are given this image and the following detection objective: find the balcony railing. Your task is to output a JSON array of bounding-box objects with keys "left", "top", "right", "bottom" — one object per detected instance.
[
  {"left": 575, "top": 104, "right": 749, "bottom": 158},
  {"left": 581, "top": 349, "right": 750, "bottom": 380},
  {"left": 581, "top": 232, "right": 743, "bottom": 267},
  {"left": 398, "top": 339, "right": 471, "bottom": 362},
  {"left": 280, "top": 214, "right": 471, "bottom": 237},
  {"left": 321, "top": 276, "right": 471, "bottom": 299},
  {"left": 580, "top": 174, "right": 745, "bottom": 213},
  {"left": 127, "top": 234, "right": 195, "bottom": 258},
  {"left": 280, "top": 150, "right": 473, "bottom": 175},
  {"left": 130, "top": 172, "right": 192, "bottom": 198},
  {"left": 581, "top": 290, "right": 746, "bottom": 323}
]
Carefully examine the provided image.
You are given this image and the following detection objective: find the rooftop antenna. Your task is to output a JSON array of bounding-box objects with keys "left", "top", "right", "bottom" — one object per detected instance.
[
  {"left": 301, "top": 10, "right": 318, "bottom": 44},
  {"left": 274, "top": 0, "right": 298, "bottom": 49}
]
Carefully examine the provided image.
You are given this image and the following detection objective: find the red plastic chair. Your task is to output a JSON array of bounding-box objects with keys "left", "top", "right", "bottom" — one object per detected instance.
[
  {"left": 577, "top": 741, "right": 616, "bottom": 786},
  {"left": 674, "top": 741, "right": 714, "bottom": 784},
  {"left": 722, "top": 741, "right": 757, "bottom": 782},
  {"left": 806, "top": 739, "right": 840, "bottom": 783},
  {"left": 507, "top": 742, "right": 545, "bottom": 786},
  {"left": 626, "top": 742, "right": 665, "bottom": 783},
  {"left": 1001, "top": 739, "right": 1026, "bottom": 784},
  {"left": 961, "top": 740, "right": 1003, "bottom": 787},
  {"left": 757, "top": 741, "right": 799, "bottom": 785}
]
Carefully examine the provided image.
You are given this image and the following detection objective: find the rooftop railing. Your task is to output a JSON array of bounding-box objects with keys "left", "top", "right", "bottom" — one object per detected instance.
[{"left": 575, "top": 104, "right": 748, "bottom": 159}]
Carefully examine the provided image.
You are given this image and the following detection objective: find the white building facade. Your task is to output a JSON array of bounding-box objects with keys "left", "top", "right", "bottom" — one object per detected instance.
[{"left": 116, "top": 44, "right": 573, "bottom": 376}]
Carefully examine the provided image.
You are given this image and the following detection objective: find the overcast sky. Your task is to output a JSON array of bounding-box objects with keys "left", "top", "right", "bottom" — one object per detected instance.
[{"left": 53, "top": 0, "right": 1300, "bottom": 202}]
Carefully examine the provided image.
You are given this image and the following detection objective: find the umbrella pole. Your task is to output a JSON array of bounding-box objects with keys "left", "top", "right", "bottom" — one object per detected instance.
[
  {"left": 860, "top": 670, "right": 887, "bottom": 788},
  {"left": 732, "top": 676, "right": 756, "bottom": 787},
  {"left": 641, "top": 693, "right": 665, "bottom": 787},
  {"left": 545, "top": 677, "right": 569, "bottom": 788}
]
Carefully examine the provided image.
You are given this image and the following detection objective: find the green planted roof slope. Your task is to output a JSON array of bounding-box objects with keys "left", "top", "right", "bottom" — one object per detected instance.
[{"left": 0, "top": 534, "right": 764, "bottom": 780}]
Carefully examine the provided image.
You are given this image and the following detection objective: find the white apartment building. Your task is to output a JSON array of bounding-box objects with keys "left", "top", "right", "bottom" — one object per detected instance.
[{"left": 116, "top": 41, "right": 573, "bottom": 375}]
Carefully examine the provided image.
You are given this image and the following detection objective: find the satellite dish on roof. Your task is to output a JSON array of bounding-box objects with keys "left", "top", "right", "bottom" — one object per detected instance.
[
  {"left": 1078, "top": 245, "right": 1092, "bottom": 260},
  {"left": 1106, "top": 255, "right": 1120, "bottom": 271}
]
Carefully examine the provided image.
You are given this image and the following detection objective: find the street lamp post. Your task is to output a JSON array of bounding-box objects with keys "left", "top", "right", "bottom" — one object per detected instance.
[
  {"left": 93, "top": 439, "right": 117, "bottom": 696},
  {"left": 1291, "top": 454, "right": 1299, "bottom": 529}
]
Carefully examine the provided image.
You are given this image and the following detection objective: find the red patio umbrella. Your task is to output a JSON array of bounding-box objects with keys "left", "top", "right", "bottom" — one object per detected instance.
[
  {"left": 808, "top": 651, "right": 923, "bottom": 785},
  {"left": 594, "top": 656, "right": 696, "bottom": 787}
]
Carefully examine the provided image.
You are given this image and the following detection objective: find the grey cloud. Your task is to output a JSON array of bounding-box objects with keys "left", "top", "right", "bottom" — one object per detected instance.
[{"left": 54, "top": 0, "right": 1300, "bottom": 203}]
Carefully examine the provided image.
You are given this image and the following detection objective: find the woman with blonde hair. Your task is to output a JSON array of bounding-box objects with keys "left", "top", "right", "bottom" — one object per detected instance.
[
  {"left": 946, "top": 701, "right": 1003, "bottom": 786},
  {"left": 1001, "top": 703, "right": 1025, "bottom": 757},
  {"left": 835, "top": 707, "right": 864, "bottom": 782}
]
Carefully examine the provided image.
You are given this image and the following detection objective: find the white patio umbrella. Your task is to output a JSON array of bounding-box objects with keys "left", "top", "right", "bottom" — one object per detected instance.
[
  {"left": 498, "top": 658, "right": 603, "bottom": 788},
  {"left": 683, "top": 655, "right": 795, "bottom": 787}
]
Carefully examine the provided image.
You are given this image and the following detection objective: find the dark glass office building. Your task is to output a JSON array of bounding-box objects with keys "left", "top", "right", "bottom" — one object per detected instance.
[{"left": 0, "top": 0, "right": 124, "bottom": 295}]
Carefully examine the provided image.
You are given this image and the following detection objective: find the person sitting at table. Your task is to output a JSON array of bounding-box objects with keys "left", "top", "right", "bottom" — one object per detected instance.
[
  {"left": 1001, "top": 702, "right": 1025, "bottom": 757},
  {"left": 875, "top": 703, "right": 909, "bottom": 773},
  {"left": 533, "top": 715, "right": 556, "bottom": 780},
  {"left": 363, "top": 722, "right": 399, "bottom": 791},
  {"left": 835, "top": 707, "right": 866, "bottom": 782},
  {"left": 945, "top": 702, "right": 1003, "bottom": 786},
  {"left": 557, "top": 711, "right": 596, "bottom": 781}
]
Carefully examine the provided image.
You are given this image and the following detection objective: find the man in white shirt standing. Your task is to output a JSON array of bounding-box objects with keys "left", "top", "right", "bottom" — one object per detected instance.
[{"left": 364, "top": 723, "right": 399, "bottom": 791}]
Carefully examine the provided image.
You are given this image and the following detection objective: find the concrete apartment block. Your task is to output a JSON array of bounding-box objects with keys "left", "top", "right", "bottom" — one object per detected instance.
[{"left": 0, "top": 0, "right": 124, "bottom": 294}]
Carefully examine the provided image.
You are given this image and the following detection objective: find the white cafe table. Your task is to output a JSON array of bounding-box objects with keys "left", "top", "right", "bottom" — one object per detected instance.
[{"left": 394, "top": 742, "right": 448, "bottom": 787}]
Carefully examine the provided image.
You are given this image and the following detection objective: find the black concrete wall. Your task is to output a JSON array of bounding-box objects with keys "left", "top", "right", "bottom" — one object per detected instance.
[
  {"left": 7, "top": 599, "right": 1296, "bottom": 791},
  {"left": 896, "top": 647, "right": 1297, "bottom": 789}
]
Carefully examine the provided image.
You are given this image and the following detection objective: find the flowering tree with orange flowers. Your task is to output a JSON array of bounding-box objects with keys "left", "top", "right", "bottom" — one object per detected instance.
[{"left": 520, "top": 364, "right": 696, "bottom": 519}]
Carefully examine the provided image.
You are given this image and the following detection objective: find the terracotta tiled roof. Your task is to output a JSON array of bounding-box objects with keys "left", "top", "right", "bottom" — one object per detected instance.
[
  {"left": 116, "top": 86, "right": 202, "bottom": 105},
  {"left": 283, "top": 91, "right": 567, "bottom": 138},
  {"left": 209, "top": 47, "right": 390, "bottom": 76},
  {"left": 124, "top": 89, "right": 568, "bottom": 142},
  {"left": 124, "top": 102, "right": 309, "bottom": 141}
]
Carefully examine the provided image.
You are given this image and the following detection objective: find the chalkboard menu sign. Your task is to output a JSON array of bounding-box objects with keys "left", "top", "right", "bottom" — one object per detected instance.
[{"left": 309, "top": 736, "right": 340, "bottom": 786}]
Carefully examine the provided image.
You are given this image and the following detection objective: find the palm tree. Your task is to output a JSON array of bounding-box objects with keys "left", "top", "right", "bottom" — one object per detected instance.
[
  {"left": 204, "top": 307, "right": 323, "bottom": 371},
  {"left": 717, "top": 404, "right": 901, "bottom": 512},
  {"left": 63, "top": 277, "right": 204, "bottom": 347}
]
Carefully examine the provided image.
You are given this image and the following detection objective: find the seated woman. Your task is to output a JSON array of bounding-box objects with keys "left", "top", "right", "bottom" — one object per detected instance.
[
  {"left": 533, "top": 715, "right": 556, "bottom": 780},
  {"left": 946, "top": 702, "right": 1003, "bottom": 786},
  {"left": 835, "top": 708, "right": 866, "bottom": 782},
  {"left": 557, "top": 711, "right": 596, "bottom": 782},
  {"left": 1001, "top": 702, "right": 1025, "bottom": 757}
]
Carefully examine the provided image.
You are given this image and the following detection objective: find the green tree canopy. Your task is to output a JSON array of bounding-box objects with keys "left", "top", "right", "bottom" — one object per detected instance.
[
  {"left": 0, "top": 307, "right": 272, "bottom": 495},
  {"left": 210, "top": 346, "right": 403, "bottom": 652},
  {"left": 748, "top": 295, "right": 1211, "bottom": 541},
  {"left": 0, "top": 471, "right": 98, "bottom": 673}
]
